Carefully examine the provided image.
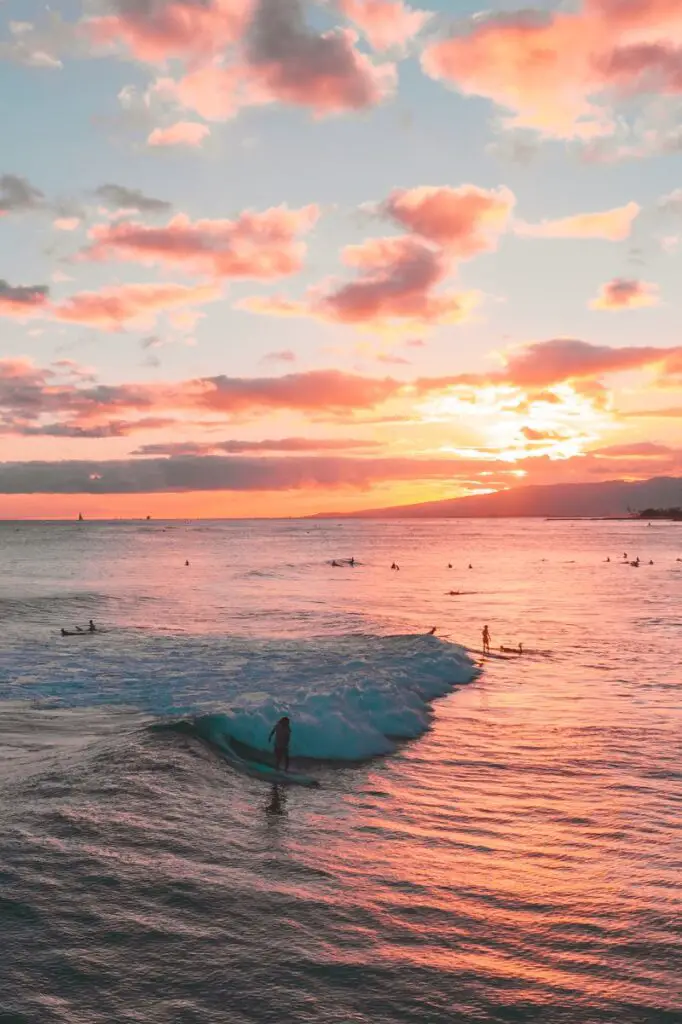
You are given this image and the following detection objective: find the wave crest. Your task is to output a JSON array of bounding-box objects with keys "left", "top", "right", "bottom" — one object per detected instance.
[{"left": 178, "top": 635, "right": 478, "bottom": 761}]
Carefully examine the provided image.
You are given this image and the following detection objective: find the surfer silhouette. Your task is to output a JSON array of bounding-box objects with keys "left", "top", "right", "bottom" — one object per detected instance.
[
  {"left": 482, "top": 625, "right": 491, "bottom": 654},
  {"left": 269, "top": 716, "right": 291, "bottom": 772}
]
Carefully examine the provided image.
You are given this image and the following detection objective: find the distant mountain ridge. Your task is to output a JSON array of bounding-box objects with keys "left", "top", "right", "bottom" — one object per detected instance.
[{"left": 312, "top": 475, "right": 682, "bottom": 519}]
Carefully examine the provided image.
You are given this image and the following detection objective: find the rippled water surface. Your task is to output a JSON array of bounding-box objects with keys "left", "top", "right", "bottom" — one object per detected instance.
[{"left": 1, "top": 518, "right": 681, "bottom": 1024}]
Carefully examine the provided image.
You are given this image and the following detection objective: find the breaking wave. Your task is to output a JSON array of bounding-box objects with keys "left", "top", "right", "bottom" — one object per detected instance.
[{"left": 162, "top": 634, "right": 478, "bottom": 761}]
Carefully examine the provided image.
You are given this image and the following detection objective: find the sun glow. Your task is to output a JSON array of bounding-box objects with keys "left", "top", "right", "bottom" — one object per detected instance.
[{"left": 418, "top": 382, "right": 613, "bottom": 461}]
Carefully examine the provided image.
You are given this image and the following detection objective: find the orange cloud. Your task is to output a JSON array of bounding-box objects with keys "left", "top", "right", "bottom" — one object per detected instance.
[
  {"left": 590, "top": 277, "right": 660, "bottom": 310},
  {"left": 147, "top": 121, "right": 210, "bottom": 147},
  {"left": 515, "top": 201, "right": 640, "bottom": 240},
  {"left": 241, "top": 235, "right": 480, "bottom": 331},
  {"left": 87, "top": 0, "right": 253, "bottom": 64},
  {"left": 54, "top": 282, "right": 221, "bottom": 331},
  {"left": 339, "top": 0, "right": 431, "bottom": 51},
  {"left": 421, "top": 1, "right": 682, "bottom": 139},
  {"left": 84, "top": 206, "right": 319, "bottom": 279},
  {"left": 383, "top": 184, "right": 515, "bottom": 254}
]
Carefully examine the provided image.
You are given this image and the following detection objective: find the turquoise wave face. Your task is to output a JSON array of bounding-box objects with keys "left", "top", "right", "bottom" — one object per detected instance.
[{"left": 0, "top": 633, "right": 478, "bottom": 759}]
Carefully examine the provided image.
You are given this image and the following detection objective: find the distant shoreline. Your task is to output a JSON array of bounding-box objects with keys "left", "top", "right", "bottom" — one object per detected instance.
[{"left": 1, "top": 515, "right": 681, "bottom": 524}]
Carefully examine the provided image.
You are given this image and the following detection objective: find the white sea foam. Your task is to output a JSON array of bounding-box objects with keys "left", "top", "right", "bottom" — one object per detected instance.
[
  {"left": 0, "top": 632, "right": 478, "bottom": 762},
  {"left": 192, "top": 634, "right": 478, "bottom": 761}
]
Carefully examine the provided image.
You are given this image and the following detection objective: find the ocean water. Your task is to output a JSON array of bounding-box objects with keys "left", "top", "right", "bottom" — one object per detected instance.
[{"left": 0, "top": 518, "right": 680, "bottom": 1024}]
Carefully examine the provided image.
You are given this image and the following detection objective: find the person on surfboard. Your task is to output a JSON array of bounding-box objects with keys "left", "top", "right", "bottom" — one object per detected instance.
[
  {"left": 482, "top": 625, "right": 491, "bottom": 654},
  {"left": 269, "top": 716, "right": 291, "bottom": 772}
]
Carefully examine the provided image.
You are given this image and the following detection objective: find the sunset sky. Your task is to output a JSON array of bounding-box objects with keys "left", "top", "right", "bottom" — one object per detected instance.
[{"left": 2, "top": 0, "right": 682, "bottom": 517}]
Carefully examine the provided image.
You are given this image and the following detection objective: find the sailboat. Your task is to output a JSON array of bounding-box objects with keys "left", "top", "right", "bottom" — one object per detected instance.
[{"left": 78, "top": 513, "right": 84, "bottom": 522}]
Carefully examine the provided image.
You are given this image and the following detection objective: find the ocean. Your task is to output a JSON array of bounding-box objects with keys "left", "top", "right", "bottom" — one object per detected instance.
[{"left": 0, "top": 518, "right": 680, "bottom": 1024}]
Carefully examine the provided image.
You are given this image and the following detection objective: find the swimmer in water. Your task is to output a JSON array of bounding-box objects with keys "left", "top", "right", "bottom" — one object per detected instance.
[
  {"left": 268, "top": 716, "right": 291, "bottom": 772},
  {"left": 428, "top": 626, "right": 437, "bottom": 635},
  {"left": 482, "top": 624, "right": 491, "bottom": 654},
  {"left": 185, "top": 560, "right": 190, "bottom": 566},
  {"left": 349, "top": 557, "right": 355, "bottom": 567}
]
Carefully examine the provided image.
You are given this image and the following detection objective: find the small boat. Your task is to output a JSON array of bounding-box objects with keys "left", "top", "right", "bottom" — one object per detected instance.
[{"left": 78, "top": 513, "right": 84, "bottom": 521}]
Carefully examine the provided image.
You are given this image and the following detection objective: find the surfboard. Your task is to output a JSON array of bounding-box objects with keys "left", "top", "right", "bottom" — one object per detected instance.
[
  {"left": 60, "top": 630, "right": 96, "bottom": 637},
  {"left": 468, "top": 648, "right": 515, "bottom": 661},
  {"left": 218, "top": 736, "right": 321, "bottom": 788}
]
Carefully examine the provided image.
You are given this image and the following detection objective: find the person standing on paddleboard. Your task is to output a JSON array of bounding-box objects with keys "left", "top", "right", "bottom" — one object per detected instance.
[
  {"left": 482, "top": 625, "right": 491, "bottom": 655},
  {"left": 269, "top": 716, "right": 291, "bottom": 772}
]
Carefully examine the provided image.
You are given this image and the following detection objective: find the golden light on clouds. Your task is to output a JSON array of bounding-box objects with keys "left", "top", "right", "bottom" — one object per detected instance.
[{"left": 417, "top": 382, "right": 614, "bottom": 462}]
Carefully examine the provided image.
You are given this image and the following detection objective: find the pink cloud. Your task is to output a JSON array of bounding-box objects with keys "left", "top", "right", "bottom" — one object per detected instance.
[
  {"left": 241, "top": 235, "right": 479, "bottom": 330},
  {"left": 383, "top": 184, "right": 515, "bottom": 255},
  {"left": 158, "top": 0, "right": 397, "bottom": 121},
  {"left": 590, "top": 441, "right": 673, "bottom": 458},
  {"left": 598, "top": 41, "right": 682, "bottom": 94},
  {"left": 147, "top": 121, "right": 210, "bottom": 147},
  {"left": 421, "top": 1, "right": 682, "bottom": 139},
  {"left": 87, "top": 0, "right": 253, "bottom": 65},
  {"left": 501, "top": 338, "right": 678, "bottom": 386},
  {"left": 54, "top": 282, "right": 221, "bottom": 331},
  {"left": 245, "top": 0, "right": 396, "bottom": 114},
  {"left": 339, "top": 0, "right": 431, "bottom": 51},
  {"left": 588, "top": 0, "right": 682, "bottom": 33},
  {"left": 195, "top": 368, "right": 406, "bottom": 413},
  {"left": 590, "top": 277, "right": 660, "bottom": 310},
  {"left": 317, "top": 236, "right": 474, "bottom": 327},
  {"left": 84, "top": 206, "right": 319, "bottom": 279},
  {"left": 515, "top": 201, "right": 640, "bottom": 240},
  {"left": 154, "top": 65, "right": 247, "bottom": 121},
  {"left": 5, "top": 345, "right": 682, "bottom": 457},
  {"left": 0, "top": 362, "right": 423, "bottom": 440},
  {"left": 0, "top": 280, "right": 49, "bottom": 318}
]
